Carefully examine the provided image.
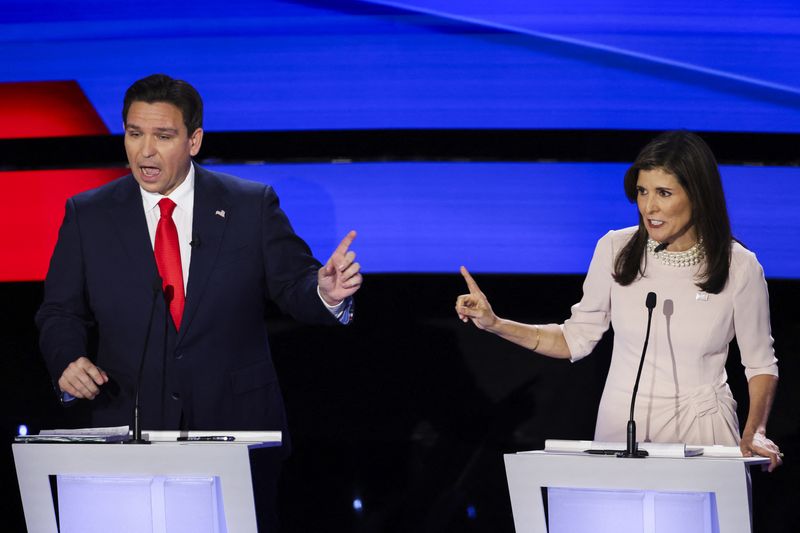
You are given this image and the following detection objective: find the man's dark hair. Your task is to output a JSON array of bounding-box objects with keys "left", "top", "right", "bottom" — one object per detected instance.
[
  {"left": 122, "top": 74, "right": 203, "bottom": 134},
  {"left": 613, "top": 130, "right": 733, "bottom": 294}
]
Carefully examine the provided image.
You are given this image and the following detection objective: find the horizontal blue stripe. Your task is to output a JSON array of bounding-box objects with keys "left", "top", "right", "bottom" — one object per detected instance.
[
  {"left": 206, "top": 162, "right": 799, "bottom": 278},
  {"left": 0, "top": 0, "right": 798, "bottom": 133}
]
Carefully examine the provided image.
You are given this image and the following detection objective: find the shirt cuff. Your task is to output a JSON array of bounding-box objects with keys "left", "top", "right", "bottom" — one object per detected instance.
[
  {"left": 317, "top": 286, "right": 354, "bottom": 324},
  {"left": 61, "top": 390, "right": 77, "bottom": 404}
]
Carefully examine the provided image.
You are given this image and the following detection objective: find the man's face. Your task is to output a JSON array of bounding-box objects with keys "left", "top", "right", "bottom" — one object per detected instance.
[{"left": 124, "top": 101, "right": 203, "bottom": 196}]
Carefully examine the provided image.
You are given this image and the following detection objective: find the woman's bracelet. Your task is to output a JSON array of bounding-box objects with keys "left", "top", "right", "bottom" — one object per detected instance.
[{"left": 532, "top": 324, "right": 541, "bottom": 352}]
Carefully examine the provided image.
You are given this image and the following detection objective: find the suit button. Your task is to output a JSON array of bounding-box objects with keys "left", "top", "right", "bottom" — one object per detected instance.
[
  {"left": 171, "top": 392, "right": 181, "bottom": 400},
  {"left": 175, "top": 350, "right": 183, "bottom": 360}
]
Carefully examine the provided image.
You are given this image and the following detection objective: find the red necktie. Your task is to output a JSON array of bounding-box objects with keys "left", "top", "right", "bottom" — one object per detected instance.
[{"left": 154, "top": 198, "right": 185, "bottom": 330}]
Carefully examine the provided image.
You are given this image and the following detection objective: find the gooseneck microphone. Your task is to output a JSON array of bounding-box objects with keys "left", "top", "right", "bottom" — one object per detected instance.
[
  {"left": 618, "top": 291, "right": 657, "bottom": 458},
  {"left": 126, "top": 278, "right": 162, "bottom": 445}
]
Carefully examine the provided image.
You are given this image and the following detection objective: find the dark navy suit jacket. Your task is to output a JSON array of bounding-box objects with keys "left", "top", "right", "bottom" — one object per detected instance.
[{"left": 36, "top": 165, "right": 339, "bottom": 432}]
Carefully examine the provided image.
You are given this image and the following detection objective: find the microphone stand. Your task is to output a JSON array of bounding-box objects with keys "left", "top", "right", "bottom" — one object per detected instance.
[
  {"left": 126, "top": 280, "right": 162, "bottom": 444},
  {"left": 160, "top": 285, "right": 173, "bottom": 428},
  {"left": 618, "top": 291, "right": 657, "bottom": 458}
]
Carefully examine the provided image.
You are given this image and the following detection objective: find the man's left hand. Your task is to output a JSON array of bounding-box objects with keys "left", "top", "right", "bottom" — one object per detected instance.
[{"left": 319, "top": 230, "right": 362, "bottom": 305}]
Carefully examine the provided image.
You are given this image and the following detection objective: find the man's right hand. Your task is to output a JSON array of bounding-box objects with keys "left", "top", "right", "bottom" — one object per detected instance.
[{"left": 58, "top": 357, "right": 108, "bottom": 400}]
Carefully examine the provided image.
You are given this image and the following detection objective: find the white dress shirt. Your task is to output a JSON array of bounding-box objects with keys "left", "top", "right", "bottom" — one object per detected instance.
[
  {"left": 138, "top": 162, "right": 348, "bottom": 319},
  {"left": 140, "top": 164, "right": 195, "bottom": 291}
]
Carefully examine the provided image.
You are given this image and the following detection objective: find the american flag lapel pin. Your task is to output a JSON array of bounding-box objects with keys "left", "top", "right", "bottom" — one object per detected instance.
[{"left": 215, "top": 209, "right": 226, "bottom": 218}]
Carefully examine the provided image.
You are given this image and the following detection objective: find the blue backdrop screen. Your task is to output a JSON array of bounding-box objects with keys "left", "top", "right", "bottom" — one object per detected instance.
[
  {"left": 2, "top": 1, "right": 797, "bottom": 276},
  {"left": 1, "top": 0, "right": 798, "bottom": 133},
  {"left": 208, "top": 162, "right": 799, "bottom": 278}
]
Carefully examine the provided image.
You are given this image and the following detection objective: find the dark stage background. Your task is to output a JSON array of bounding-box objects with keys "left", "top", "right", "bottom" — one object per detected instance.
[{"left": 3, "top": 273, "right": 799, "bottom": 532}]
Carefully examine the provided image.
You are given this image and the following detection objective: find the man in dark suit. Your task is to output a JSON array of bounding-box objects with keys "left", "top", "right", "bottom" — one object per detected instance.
[{"left": 36, "top": 74, "right": 362, "bottom": 434}]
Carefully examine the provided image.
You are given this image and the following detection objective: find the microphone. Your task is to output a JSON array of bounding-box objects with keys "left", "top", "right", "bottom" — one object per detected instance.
[
  {"left": 618, "top": 291, "right": 657, "bottom": 458},
  {"left": 653, "top": 241, "right": 669, "bottom": 253},
  {"left": 160, "top": 285, "right": 174, "bottom": 428},
  {"left": 163, "top": 284, "right": 174, "bottom": 305},
  {"left": 126, "top": 278, "right": 162, "bottom": 444},
  {"left": 190, "top": 233, "right": 201, "bottom": 249}
]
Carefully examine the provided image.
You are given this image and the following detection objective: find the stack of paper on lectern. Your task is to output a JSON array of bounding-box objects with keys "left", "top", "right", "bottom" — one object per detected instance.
[
  {"left": 541, "top": 439, "right": 707, "bottom": 457},
  {"left": 14, "top": 426, "right": 130, "bottom": 443}
]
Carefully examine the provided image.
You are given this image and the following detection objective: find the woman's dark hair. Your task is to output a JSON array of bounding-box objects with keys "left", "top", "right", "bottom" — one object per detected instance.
[
  {"left": 613, "top": 130, "right": 732, "bottom": 293},
  {"left": 122, "top": 74, "right": 203, "bottom": 134}
]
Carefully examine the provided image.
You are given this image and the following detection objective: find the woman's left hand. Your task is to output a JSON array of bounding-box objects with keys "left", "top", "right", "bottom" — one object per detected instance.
[{"left": 740, "top": 432, "right": 782, "bottom": 472}]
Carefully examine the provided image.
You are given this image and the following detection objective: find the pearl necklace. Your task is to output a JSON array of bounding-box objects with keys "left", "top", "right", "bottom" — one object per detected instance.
[{"left": 647, "top": 238, "right": 705, "bottom": 267}]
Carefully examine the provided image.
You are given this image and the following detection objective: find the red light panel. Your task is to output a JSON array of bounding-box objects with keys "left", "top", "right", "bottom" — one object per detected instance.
[{"left": 0, "top": 80, "right": 125, "bottom": 280}]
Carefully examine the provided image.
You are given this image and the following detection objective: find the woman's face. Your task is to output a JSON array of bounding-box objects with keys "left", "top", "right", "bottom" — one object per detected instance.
[{"left": 636, "top": 168, "right": 696, "bottom": 251}]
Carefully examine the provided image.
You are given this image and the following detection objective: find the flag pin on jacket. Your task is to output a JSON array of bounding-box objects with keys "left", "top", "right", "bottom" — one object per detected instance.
[{"left": 215, "top": 210, "right": 225, "bottom": 218}]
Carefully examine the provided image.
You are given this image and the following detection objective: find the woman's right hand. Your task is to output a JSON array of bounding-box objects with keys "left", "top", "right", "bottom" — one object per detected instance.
[{"left": 455, "top": 266, "right": 499, "bottom": 331}]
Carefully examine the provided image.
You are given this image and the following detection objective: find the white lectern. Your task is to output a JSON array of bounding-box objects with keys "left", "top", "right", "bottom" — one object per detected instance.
[
  {"left": 13, "top": 430, "right": 281, "bottom": 533},
  {"left": 505, "top": 450, "right": 768, "bottom": 533}
]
